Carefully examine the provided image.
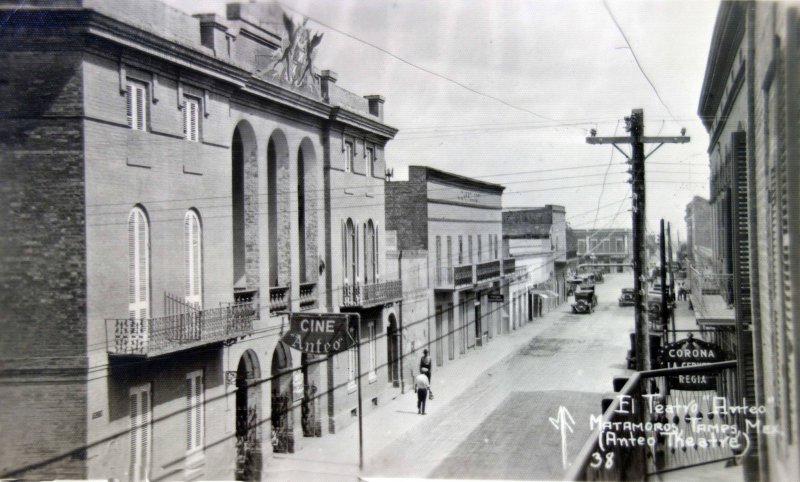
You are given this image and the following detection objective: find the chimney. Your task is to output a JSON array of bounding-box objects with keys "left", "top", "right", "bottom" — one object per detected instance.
[
  {"left": 320, "top": 70, "right": 337, "bottom": 103},
  {"left": 364, "top": 95, "right": 385, "bottom": 121}
]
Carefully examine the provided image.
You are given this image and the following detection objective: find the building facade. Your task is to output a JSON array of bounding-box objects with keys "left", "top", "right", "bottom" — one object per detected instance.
[
  {"left": 572, "top": 228, "right": 633, "bottom": 271},
  {"left": 0, "top": 1, "right": 396, "bottom": 480},
  {"left": 698, "top": 2, "right": 800, "bottom": 480},
  {"left": 386, "top": 167, "right": 512, "bottom": 373},
  {"left": 502, "top": 205, "right": 567, "bottom": 316},
  {"left": 684, "top": 195, "right": 714, "bottom": 267}
]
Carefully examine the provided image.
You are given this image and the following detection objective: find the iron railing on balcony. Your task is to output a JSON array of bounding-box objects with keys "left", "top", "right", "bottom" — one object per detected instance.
[
  {"left": 342, "top": 279, "right": 402, "bottom": 308},
  {"left": 107, "top": 301, "right": 256, "bottom": 357},
  {"left": 269, "top": 285, "right": 289, "bottom": 314},
  {"left": 502, "top": 257, "right": 516, "bottom": 275},
  {"left": 299, "top": 281, "right": 317, "bottom": 309},
  {"left": 476, "top": 260, "right": 501, "bottom": 283},
  {"left": 434, "top": 264, "right": 474, "bottom": 290},
  {"left": 568, "top": 361, "right": 739, "bottom": 481}
]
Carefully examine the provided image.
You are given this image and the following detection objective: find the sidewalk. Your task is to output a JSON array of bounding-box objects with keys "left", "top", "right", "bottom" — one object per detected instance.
[{"left": 262, "top": 308, "right": 561, "bottom": 481}]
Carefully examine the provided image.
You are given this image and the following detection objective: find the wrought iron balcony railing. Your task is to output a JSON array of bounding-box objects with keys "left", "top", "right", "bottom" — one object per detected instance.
[
  {"left": 342, "top": 279, "right": 402, "bottom": 309},
  {"left": 107, "top": 301, "right": 256, "bottom": 357},
  {"left": 476, "top": 259, "right": 501, "bottom": 283},
  {"left": 688, "top": 266, "right": 735, "bottom": 322},
  {"left": 434, "top": 264, "right": 474, "bottom": 290}
]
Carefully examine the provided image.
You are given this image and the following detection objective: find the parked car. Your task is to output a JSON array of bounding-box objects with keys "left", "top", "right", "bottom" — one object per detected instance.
[{"left": 618, "top": 288, "right": 635, "bottom": 306}]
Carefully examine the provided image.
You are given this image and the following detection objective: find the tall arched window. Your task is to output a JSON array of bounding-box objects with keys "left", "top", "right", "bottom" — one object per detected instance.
[
  {"left": 184, "top": 210, "right": 202, "bottom": 308},
  {"left": 364, "top": 220, "right": 375, "bottom": 284},
  {"left": 128, "top": 206, "right": 150, "bottom": 320},
  {"left": 343, "top": 219, "right": 357, "bottom": 285}
]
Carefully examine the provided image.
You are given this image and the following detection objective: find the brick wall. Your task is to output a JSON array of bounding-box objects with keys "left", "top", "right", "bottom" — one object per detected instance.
[
  {"left": 0, "top": 42, "right": 89, "bottom": 478},
  {"left": 385, "top": 180, "right": 428, "bottom": 250}
]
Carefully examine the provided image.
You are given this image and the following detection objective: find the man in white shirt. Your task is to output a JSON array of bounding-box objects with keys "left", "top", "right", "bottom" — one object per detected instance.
[{"left": 414, "top": 373, "right": 430, "bottom": 414}]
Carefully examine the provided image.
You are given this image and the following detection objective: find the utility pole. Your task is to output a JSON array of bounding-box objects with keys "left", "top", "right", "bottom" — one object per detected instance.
[
  {"left": 586, "top": 109, "right": 689, "bottom": 371},
  {"left": 667, "top": 222, "right": 676, "bottom": 342},
  {"left": 660, "top": 219, "right": 668, "bottom": 346}
]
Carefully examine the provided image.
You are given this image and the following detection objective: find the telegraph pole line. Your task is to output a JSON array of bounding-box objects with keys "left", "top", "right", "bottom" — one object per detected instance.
[
  {"left": 660, "top": 219, "right": 668, "bottom": 343},
  {"left": 667, "top": 222, "right": 676, "bottom": 342},
  {"left": 586, "top": 108, "right": 689, "bottom": 371}
]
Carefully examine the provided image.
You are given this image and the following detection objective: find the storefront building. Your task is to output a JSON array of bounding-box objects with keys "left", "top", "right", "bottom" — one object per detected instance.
[{"left": 386, "top": 167, "right": 508, "bottom": 371}]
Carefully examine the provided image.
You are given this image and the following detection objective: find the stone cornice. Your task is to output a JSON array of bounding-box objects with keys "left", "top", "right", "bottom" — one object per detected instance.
[{"left": 329, "top": 107, "right": 399, "bottom": 141}]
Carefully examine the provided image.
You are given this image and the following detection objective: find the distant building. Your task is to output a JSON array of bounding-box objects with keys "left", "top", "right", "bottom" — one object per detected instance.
[
  {"left": 0, "top": 1, "right": 397, "bottom": 479},
  {"left": 502, "top": 205, "right": 567, "bottom": 308},
  {"left": 684, "top": 196, "right": 713, "bottom": 267},
  {"left": 698, "top": 2, "right": 800, "bottom": 479},
  {"left": 386, "top": 166, "right": 511, "bottom": 373},
  {"left": 572, "top": 228, "right": 633, "bottom": 270}
]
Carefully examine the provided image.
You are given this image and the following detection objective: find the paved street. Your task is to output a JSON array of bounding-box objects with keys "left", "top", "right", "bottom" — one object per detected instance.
[
  {"left": 264, "top": 272, "right": 639, "bottom": 481},
  {"left": 363, "top": 272, "right": 635, "bottom": 480}
]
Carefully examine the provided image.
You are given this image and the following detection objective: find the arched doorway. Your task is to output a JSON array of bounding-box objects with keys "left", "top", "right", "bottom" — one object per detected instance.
[
  {"left": 387, "top": 314, "right": 400, "bottom": 385},
  {"left": 235, "top": 350, "right": 262, "bottom": 481},
  {"left": 271, "top": 342, "right": 294, "bottom": 453},
  {"left": 300, "top": 353, "right": 322, "bottom": 437}
]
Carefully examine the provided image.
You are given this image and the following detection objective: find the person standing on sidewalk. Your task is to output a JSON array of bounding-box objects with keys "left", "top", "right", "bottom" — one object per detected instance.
[
  {"left": 420, "top": 348, "right": 432, "bottom": 383},
  {"left": 414, "top": 373, "right": 430, "bottom": 414}
]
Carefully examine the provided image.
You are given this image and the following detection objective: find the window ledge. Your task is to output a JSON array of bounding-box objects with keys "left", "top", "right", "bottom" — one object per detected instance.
[
  {"left": 347, "top": 381, "right": 357, "bottom": 394},
  {"left": 368, "top": 372, "right": 377, "bottom": 384}
]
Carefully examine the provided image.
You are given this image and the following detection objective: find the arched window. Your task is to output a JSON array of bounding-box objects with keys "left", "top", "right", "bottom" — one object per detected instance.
[
  {"left": 128, "top": 207, "right": 150, "bottom": 320},
  {"left": 364, "top": 220, "right": 375, "bottom": 284},
  {"left": 343, "top": 219, "right": 357, "bottom": 285},
  {"left": 184, "top": 210, "right": 202, "bottom": 308}
]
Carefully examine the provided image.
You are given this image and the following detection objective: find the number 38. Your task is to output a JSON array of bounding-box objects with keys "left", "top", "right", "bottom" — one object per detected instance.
[{"left": 590, "top": 451, "right": 614, "bottom": 470}]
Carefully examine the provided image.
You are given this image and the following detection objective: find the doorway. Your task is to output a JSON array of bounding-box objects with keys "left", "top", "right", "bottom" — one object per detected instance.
[{"left": 235, "top": 350, "right": 262, "bottom": 481}]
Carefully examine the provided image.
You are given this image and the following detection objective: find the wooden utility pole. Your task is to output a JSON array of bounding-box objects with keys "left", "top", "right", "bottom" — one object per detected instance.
[
  {"left": 667, "top": 222, "right": 676, "bottom": 341},
  {"left": 586, "top": 109, "right": 689, "bottom": 371},
  {"left": 660, "top": 219, "right": 668, "bottom": 342}
]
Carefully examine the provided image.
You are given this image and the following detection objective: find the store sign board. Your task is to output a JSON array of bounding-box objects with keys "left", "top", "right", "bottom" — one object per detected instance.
[{"left": 280, "top": 313, "right": 356, "bottom": 355}]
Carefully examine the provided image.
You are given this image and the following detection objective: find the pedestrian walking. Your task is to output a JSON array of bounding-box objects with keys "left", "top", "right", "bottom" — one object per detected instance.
[
  {"left": 414, "top": 373, "right": 430, "bottom": 415},
  {"left": 419, "top": 348, "right": 432, "bottom": 383}
]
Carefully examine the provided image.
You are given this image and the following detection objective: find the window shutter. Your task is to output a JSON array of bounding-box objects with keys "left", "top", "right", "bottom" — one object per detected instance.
[
  {"left": 184, "top": 213, "right": 191, "bottom": 301},
  {"left": 128, "top": 212, "right": 137, "bottom": 319},
  {"left": 192, "top": 217, "right": 201, "bottom": 307},
  {"left": 375, "top": 222, "right": 379, "bottom": 280},
  {"left": 137, "top": 211, "right": 148, "bottom": 320},
  {"left": 186, "top": 377, "right": 193, "bottom": 450},
  {"left": 135, "top": 85, "right": 145, "bottom": 131},
  {"left": 130, "top": 393, "right": 138, "bottom": 480},
  {"left": 190, "top": 101, "right": 198, "bottom": 141},
  {"left": 341, "top": 219, "right": 347, "bottom": 284},
  {"left": 127, "top": 84, "right": 134, "bottom": 128},
  {"left": 183, "top": 99, "right": 188, "bottom": 138},
  {"left": 141, "top": 389, "right": 150, "bottom": 479},
  {"left": 194, "top": 374, "right": 202, "bottom": 449}
]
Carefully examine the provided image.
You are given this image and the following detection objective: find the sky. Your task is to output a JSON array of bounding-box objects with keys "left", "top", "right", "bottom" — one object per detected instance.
[{"left": 164, "top": 0, "right": 722, "bottom": 241}]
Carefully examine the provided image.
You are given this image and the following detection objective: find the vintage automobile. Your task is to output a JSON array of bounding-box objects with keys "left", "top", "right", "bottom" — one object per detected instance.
[
  {"left": 571, "top": 287, "right": 597, "bottom": 314},
  {"left": 618, "top": 288, "right": 635, "bottom": 306}
]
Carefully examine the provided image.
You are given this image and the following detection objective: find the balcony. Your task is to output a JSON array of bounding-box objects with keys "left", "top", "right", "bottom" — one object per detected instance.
[
  {"left": 569, "top": 361, "right": 738, "bottom": 480},
  {"left": 342, "top": 279, "right": 402, "bottom": 309},
  {"left": 476, "top": 260, "right": 501, "bottom": 283},
  {"left": 299, "top": 281, "right": 318, "bottom": 309},
  {"left": 688, "top": 267, "right": 735, "bottom": 326},
  {"left": 269, "top": 285, "right": 290, "bottom": 314},
  {"left": 502, "top": 257, "right": 515, "bottom": 275},
  {"left": 434, "top": 264, "right": 474, "bottom": 290},
  {"left": 107, "top": 301, "right": 256, "bottom": 358}
]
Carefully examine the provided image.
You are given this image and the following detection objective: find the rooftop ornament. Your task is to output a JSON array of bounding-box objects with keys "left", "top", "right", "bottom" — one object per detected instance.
[{"left": 259, "top": 13, "right": 324, "bottom": 96}]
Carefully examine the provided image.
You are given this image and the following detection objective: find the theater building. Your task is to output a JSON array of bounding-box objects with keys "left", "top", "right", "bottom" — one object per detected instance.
[
  {"left": 0, "top": 1, "right": 396, "bottom": 480},
  {"left": 386, "top": 167, "right": 509, "bottom": 371}
]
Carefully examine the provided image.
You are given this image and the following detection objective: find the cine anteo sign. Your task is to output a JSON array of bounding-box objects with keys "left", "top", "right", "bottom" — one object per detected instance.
[
  {"left": 661, "top": 335, "right": 725, "bottom": 390},
  {"left": 280, "top": 313, "right": 357, "bottom": 355}
]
